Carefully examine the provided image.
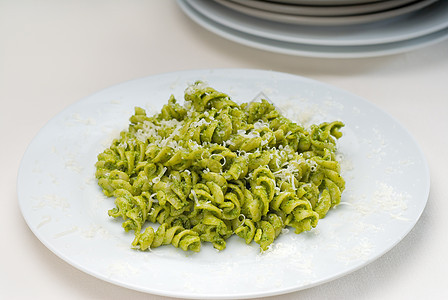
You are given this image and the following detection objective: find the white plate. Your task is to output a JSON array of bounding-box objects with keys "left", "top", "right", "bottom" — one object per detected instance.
[
  {"left": 227, "top": 0, "right": 418, "bottom": 17},
  {"left": 185, "top": 0, "right": 448, "bottom": 46},
  {"left": 179, "top": 0, "right": 448, "bottom": 58},
  {"left": 213, "top": 0, "right": 437, "bottom": 26},
  {"left": 18, "top": 69, "right": 430, "bottom": 299}
]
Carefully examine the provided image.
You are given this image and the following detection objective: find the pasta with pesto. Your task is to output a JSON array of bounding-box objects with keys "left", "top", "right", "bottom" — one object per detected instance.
[{"left": 95, "top": 81, "right": 345, "bottom": 252}]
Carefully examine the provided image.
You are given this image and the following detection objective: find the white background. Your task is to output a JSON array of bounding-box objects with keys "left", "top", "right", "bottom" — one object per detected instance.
[{"left": 1, "top": 1, "right": 447, "bottom": 299}]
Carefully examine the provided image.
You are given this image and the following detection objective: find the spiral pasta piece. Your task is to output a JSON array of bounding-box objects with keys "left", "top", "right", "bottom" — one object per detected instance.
[
  {"left": 95, "top": 81, "right": 345, "bottom": 252},
  {"left": 132, "top": 223, "right": 201, "bottom": 252}
]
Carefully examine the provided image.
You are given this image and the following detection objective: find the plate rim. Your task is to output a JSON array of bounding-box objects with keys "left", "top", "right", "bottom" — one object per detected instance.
[
  {"left": 212, "top": 0, "right": 438, "bottom": 26},
  {"left": 227, "top": 0, "right": 419, "bottom": 17},
  {"left": 267, "top": 0, "right": 387, "bottom": 5}
]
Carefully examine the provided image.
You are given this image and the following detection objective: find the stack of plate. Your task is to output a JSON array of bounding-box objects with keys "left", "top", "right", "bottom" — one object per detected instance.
[{"left": 177, "top": 0, "right": 448, "bottom": 58}]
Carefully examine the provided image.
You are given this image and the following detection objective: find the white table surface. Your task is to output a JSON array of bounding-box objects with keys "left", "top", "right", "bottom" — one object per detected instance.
[{"left": 1, "top": 1, "right": 447, "bottom": 299}]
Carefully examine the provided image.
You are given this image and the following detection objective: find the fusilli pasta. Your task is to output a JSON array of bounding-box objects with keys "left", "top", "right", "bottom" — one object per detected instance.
[{"left": 95, "top": 81, "right": 345, "bottom": 252}]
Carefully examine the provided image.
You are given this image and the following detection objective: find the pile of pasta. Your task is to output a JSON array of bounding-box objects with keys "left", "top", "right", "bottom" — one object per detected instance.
[{"left": 95, "top": 81, "right": 345, "bottom": 252}]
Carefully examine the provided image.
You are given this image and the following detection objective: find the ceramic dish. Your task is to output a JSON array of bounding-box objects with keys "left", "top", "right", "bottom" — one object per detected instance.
[
  {"left": 179, "top": 0, "right": 448, "bottom": 58},
  {"left": 267, "top": 0, "right": 401, "bottom": 5},
  {"left": 18, "top": 69, "right": 429, "bottom": 299},
  {"left": 213, "top": 0, "right": 437, "bottom": 26},
  {"left": 227, "top": 0, "right": 418, "bottom": 17},
  {"left": 185, "top": 0, "right": 448, "bottom": 46}
]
